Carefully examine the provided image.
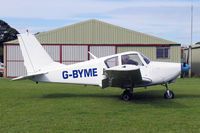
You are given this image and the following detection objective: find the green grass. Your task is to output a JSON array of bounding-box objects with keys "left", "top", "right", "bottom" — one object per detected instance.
[{"left": 0, "top": 78, "right": 200, "bottom": 133}]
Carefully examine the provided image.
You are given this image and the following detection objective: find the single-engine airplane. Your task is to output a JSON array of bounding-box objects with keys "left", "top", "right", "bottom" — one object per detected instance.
[{"left": 13, "top": 33, "right": 190, "bottom": 101}]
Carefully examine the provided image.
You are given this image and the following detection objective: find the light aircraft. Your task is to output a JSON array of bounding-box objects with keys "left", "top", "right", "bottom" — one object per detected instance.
[{"left": 13, "top": 33, "right": 190, "bottom": 101}]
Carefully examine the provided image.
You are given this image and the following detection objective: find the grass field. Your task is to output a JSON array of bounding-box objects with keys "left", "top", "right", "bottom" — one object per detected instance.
[{"left": 0, "top": 78, "right": 200, "bottom": 133}]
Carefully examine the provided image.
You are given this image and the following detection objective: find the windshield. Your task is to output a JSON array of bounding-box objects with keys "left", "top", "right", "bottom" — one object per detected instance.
[
  {"left": 140, "top": 54, "right": 151, "bottom": 64},
  {"left": 104, "top": 56, "right": 118, "bottom": 68},
  {"left": 121, "top": 54, "right": 143, "bottom": 66}
]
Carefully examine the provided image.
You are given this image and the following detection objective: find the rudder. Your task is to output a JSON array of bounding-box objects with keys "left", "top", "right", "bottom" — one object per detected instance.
[{"left": 18, "top": 33, "right": 54, "bottom": 74}]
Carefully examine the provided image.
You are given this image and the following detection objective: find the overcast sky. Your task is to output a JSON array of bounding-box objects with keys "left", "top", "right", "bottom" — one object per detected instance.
[{"left": 0, "top": 0, "right": 199, "bottom": 45}]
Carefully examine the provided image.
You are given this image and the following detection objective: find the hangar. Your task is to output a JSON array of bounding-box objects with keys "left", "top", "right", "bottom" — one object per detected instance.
[
  {"left": 4, "top": 19, "right": 181, "bottom": 78},
  {"left": 184, "top": 44, "right": 200, "bottom": 77}
]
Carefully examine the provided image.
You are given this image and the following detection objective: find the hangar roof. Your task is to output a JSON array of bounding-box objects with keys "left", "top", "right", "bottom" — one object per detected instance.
[
  {"left": 6, "top": 19, "right": 178, "bottom": 45},
  {"left": 191, "top": 44, "right": 200, "bottom": 49}
]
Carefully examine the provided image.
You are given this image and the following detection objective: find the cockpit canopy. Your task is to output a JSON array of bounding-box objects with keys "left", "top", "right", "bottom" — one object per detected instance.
[{"left": 104, "top": 52, "right": 150, "bottom": 68}]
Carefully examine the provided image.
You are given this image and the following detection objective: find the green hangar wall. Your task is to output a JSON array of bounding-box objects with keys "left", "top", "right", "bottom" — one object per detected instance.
[{"left": 4, "top": 19, "right": 181, "bottom": 78}]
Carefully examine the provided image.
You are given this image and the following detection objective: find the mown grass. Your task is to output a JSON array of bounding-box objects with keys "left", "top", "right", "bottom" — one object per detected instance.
[{"left": 0, "top": 78, "right": 200, "bottom": 133}]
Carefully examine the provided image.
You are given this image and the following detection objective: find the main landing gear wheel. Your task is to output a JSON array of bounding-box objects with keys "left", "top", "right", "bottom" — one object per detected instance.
[
  {"left": 121, "top": 90, "right": 133, "bottom": 101},
  {"left": 164, "top": 84, "right": 174, "bottom": 99},
  {"left": 164, "top": 90, "right": 174, "bottom": 99}
]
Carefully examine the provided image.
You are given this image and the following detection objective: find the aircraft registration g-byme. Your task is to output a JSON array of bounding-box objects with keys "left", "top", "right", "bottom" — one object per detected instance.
[{"left": 13, "top": 33, "right": 190, "bottom": 101}]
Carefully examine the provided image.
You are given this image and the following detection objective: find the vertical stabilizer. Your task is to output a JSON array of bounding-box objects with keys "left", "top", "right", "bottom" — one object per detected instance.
[{"left": 18, "top": 33, "right": 54, "bottom": 74}]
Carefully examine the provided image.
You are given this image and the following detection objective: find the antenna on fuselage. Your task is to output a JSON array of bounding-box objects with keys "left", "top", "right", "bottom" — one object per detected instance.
[{"left": 88, "top": 52, "right": 98, "bottom": 59}]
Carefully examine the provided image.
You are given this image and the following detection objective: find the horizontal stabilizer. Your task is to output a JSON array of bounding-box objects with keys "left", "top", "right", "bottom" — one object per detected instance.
[{"left": 12, "top": 72, "right": 47, "bottom": 81}]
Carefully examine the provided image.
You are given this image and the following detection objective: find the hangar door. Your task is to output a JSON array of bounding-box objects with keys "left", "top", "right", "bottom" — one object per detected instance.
[
  {"left": 7, "top": 45, "right": 26, "bottom": 77},
  {"left": 62, "top": 45, "right": 88, "bottom": 65},
  {"left": 6, "top": 45, "right": 60, "bottom": 77},
  {"left": 6, "top": 45, "right": 115, "bottom": 77},
  {"left": 90, "top": 46, "right": 115, "bottom": 59}
]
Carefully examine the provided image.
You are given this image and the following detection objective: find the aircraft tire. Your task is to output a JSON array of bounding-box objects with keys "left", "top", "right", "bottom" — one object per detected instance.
[
  {"left": 164, "top": 90, "right": 174, "bottom": 99},
  {"left": 121, "top": 90, "right": 132, "bottom": 101}
]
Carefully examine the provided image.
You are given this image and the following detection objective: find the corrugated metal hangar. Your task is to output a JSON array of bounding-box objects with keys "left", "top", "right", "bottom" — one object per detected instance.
[
  {"left": 184, "top": 44, "right": 200, "bottom": 77},
  {"left": 4, "top": 19, "right": 181, "bottom": 78}
]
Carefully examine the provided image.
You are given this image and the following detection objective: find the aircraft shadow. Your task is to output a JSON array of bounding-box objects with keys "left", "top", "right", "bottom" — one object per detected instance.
[
  {"left": 41, "top": 89, "right": 200, "bottom": 108},
  {"left": 131, "top": 90, "right": 200, "bottom": 108},
  {"left": 43, "top": 89, "right": 200, "bottom": 99},
  {"left": 42, "top": 93, "right": 119, "bottom": 99}
]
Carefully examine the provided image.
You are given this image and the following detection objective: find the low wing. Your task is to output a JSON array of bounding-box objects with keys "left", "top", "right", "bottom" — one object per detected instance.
[
  {"left": 102, "top": 65, "right": 141, "bottom": 88},
  {"left": 141, "top": 77, "right": 152, "bottom": 84},
  {"left": 102, "top": 65, "right": 152, "bottom": 88}
]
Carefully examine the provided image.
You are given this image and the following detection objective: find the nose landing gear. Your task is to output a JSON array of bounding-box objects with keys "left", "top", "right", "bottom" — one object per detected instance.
[{"left": 164, "top": 83, "right": 174, "bottom": 99}]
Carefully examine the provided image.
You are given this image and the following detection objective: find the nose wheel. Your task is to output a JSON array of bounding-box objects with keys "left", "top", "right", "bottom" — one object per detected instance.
[{"left": 164, "top": 84, "right": 174, "bottom": 99}]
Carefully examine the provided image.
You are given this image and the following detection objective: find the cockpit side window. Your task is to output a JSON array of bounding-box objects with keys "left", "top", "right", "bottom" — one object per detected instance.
[
  {"left": 104, "top": 56, "right": 118, "bottom": 68},
  {"left": 121, "top": 54, "right": 143, "bottom": 66}
]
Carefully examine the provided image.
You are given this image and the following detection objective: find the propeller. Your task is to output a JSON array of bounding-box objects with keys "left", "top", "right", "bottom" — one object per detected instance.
[
  {"left": 181, "top": 63, "right": 190, "bottom": 73},
  {"left": 181, "top": 46, "right": 191, "bottom": 75}
]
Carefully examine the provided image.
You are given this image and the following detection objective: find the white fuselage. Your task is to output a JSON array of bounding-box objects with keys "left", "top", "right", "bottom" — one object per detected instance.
[
  {"left": 31, "top": 51, "right": 181, "bottom": 88},
  {"left": 14, "top": 33, "right": 189, "bottom": 100},
  {"left": 144, "top": 61, "right": 181, "bottom": 85}
]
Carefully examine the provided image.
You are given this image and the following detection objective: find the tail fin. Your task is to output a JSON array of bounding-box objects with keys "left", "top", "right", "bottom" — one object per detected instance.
[{"left": 17, "top": 33, "right": 54, "bottom": 74}]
